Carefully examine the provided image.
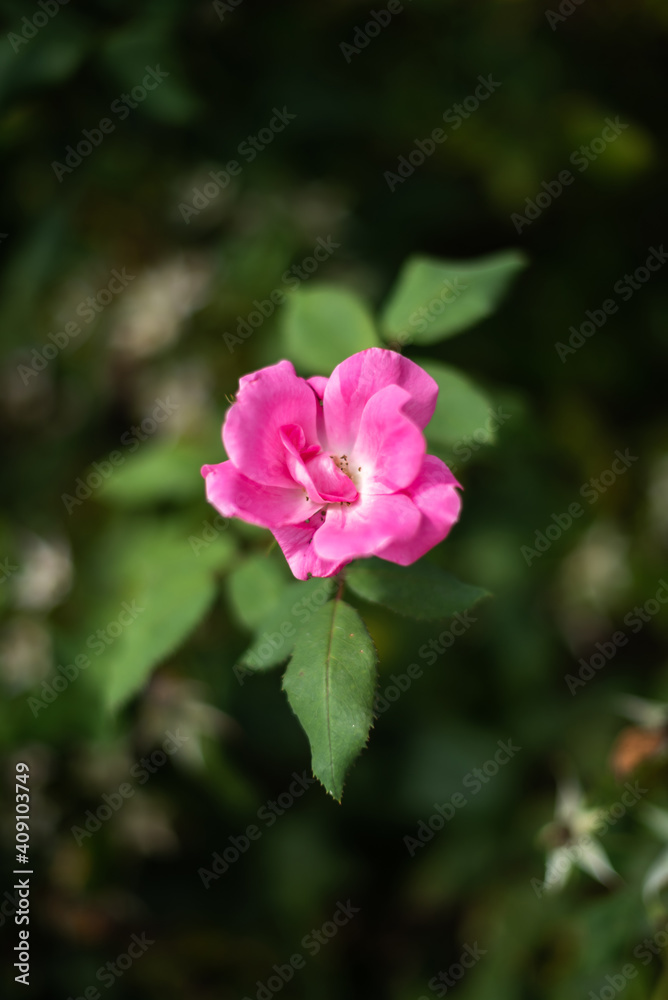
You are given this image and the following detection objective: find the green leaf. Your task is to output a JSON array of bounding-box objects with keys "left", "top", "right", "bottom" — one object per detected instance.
[
  {"left": 282, "top": 285, "right": 381, "bottom": 374},
  {"left": 283, "top": 600, "right": 377, "bottom": 800},
  {"left": 421, "top": 360, "right": 496, "bottom": 452},
  {"left": 103, "top": 565, "right": 217, "bottom": 711},
  {"left": 226, "top": 553, "right": 289, "bottom": 630},
  {"left": 239, "top": 577, "right": 335, "bottom": 672},
  {"left": 98, "top": 439, "right": 214, "bottom": 507},
  {"left": 346, "top": 559, "right": 490, "bottom": 620},
  {"left": 380, "top": 250, "right": 527, "bottom": 345},
  {"left": 88, "top": 522, "right": 230, "bottom": 711},
  {"left": 101, "top": 22, "right": 202, "bottom": 124}
]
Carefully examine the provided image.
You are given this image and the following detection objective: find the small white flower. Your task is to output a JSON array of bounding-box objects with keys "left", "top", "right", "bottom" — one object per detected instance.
[
  {"left": 539, "top": 776, "right": 621, "bottom": 893},
  {"left": 640, "top": 804, "right": 668, "bottom": 918}
]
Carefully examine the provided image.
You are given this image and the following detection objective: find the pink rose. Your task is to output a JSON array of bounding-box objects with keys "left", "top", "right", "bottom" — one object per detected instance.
[{"left": 202, "top": 348, "right": 462, "bottom": 579}]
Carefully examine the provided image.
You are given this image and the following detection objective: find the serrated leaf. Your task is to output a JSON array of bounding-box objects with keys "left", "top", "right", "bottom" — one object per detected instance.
[
  {"left": 346, "top": 558, "right": 490, "bottom": 620},
  {"left": 239, "top": 576, "right": 335, "bottom": 671},
  {"left": 421, "top": 360, "right": 496, "bottom": 451},
  {"left": 282, "top": 285, "right": 381, "bottom": 374},
  {"left": 283, "top": 600, "right": 377, "bottom": 800},
  {"left": 380, "top": 250, "right": 527, "bottom": 345}
]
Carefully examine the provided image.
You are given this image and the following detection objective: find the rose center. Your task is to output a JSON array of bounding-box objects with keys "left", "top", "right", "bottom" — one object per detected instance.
[{"left": 332, "top": 453, "right": 363, "bottom": 488}]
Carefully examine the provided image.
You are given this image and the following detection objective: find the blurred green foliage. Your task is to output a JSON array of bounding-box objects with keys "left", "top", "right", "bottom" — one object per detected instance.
[{"left": 1, "top": 1, "right": 668, "bottom": 998}]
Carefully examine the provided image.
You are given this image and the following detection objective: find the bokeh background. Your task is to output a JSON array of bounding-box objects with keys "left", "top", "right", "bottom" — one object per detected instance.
[{"left": 1, "top": 1, "right": 668, "bottom": 997}]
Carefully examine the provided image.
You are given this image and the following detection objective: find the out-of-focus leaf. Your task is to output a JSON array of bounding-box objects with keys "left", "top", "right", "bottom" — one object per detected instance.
[
  {"left": 283, "top": 599, "right": 376, "bottom": 801},
  {"left": 0, "top": 21, "right": 91, "bottom": 103},
  {"left": 87, "top": 522, "right": 233, "bottom": 711},
  {"left": 226, "top": 553, "right": 289, "bottom": 630},
  {"left": 97, "top": 439, "right": 214, "bottom": 506},
  {"left": 281, "top": 285, "right": 381, "bottom": 374},
  {"left": 346, "top": 558, "right": 490, "bottom": 620},
  {"left": 103, "top": 565, "right": 216, "bottom": 711},
  {"left": 421, "top": 360, "right": 496, "bottom": 451},
  {"left": 380, "top": 250, "right": 527, "bottom": 344},
  {"left": 101, "top": 23, "right": 201, "bottom": 124},
  {"left": 239, "top": 576, "right": 335, "bottom": 672}
]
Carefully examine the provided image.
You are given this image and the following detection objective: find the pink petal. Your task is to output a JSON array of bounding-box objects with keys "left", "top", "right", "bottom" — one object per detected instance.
[
  {"left": 306, "top": 375, "right": 328, "bottom": 400},
  {"left": 272, "top": 521, "right": 346, "bottom": 580},
  {"left": 352, "top": 384, "right": 425, "bottom": 495},
  {"left": 223, "top": 360, "right": 319, "bottom": 489},
  {"left": 278, "top": 423, "right": 319, "bottom": 458},
  {"left": 280, "top": 427, "right": 357, "bottom": 504},
  {"left": 323, "top": 347, "right": 438, "bottom": 453},
  {"left": 305, "top": 452, "right": 358, "bottom": 503},
  {"left": 376, "top": 455, "right": 462, "bottom": 565},
  {"left": 201, "top": 462, "right": 318, "bottom": 528},
  {"left": 313, "top": 492, "right": 421, "bottom": 563},
  {"left": 306, "top": 376, "right": 328, "bottom": 442}
]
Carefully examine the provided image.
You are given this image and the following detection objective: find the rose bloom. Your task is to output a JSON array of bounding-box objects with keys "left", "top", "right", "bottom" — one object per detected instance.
[{"left": 202, "top": 348, "right": 461, "bottom": 579}]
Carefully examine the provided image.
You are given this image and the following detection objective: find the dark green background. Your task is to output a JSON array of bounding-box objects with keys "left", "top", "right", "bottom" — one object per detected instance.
[{"left": 1, "top": 1, "right": 668, "bottom": 997}]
